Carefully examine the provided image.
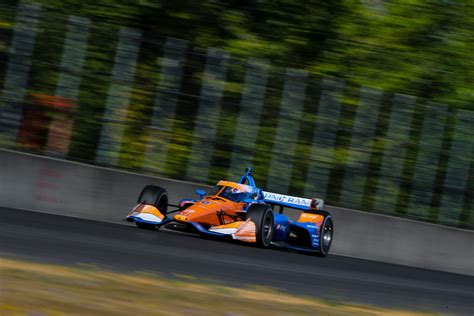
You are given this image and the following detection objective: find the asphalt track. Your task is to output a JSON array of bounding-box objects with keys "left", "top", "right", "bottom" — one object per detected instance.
[{"left": 1, "top": 207, "right": 473, "bottom": 315}]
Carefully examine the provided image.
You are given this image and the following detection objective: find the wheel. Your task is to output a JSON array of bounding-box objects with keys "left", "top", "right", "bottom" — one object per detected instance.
[
  {"left": 247, "top": 204, "right": 274, "bottom": 248},
  {"left": 136, "top": 221, "right": 159, "bottom": 231},
  {"left": 315, "top": 211, "right": 334, "bottom": 257},
  {"left": 137, "top": 185, "right": 168, "bottom": 215}
]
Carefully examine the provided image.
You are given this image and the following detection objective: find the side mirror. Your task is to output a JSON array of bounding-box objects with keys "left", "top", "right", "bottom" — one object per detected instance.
[{"left": 195, "top": 189, "right": 206, "bottom": 199}]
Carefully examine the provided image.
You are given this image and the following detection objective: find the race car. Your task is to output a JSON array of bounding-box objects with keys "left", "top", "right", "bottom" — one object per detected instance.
[{"left": 125, "top": 168, "right": 334, "bottom": 256}]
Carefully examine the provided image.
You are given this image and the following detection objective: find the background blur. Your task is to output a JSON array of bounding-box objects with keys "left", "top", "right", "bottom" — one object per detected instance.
[{"left": 0, "top": 0, "right": 472, "bottom": 229}]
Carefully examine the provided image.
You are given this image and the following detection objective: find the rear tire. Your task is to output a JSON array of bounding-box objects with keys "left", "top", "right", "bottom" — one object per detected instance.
[
  {"left": 137, "top": 185, "right": 168, "bottom": 215},
  {"left": 247, "top": 204, "right": 274, "bottom": 248},
  {"left": 315, "top": 212, "right": 333, "bottom": 257}
]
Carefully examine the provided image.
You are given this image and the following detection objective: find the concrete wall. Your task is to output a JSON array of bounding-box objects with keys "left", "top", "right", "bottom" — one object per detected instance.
[
  {"left": 1, "top": 149, "right": 473, "bottom": 276},
  {"left": 327, "top": 206, "right": 474, "bottom": 276},
  {"left": 0, "top": 149, "right": 211, "bottom": 222}
]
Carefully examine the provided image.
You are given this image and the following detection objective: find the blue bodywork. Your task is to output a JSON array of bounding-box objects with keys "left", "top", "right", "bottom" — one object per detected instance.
[
  {"left": 240, "top": 168, "right": 324, "bottom": 252},
  {"left": 271, "top": 212, "right": 322, "bottom": 253}
]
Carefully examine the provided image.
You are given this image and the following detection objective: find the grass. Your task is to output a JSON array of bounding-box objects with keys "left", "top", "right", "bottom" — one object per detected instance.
[{"left": 0, "top": 257, "right": 437, "bottom": 316}]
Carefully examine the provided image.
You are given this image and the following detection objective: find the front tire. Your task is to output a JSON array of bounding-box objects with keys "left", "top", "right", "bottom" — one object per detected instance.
[
  {"left": 247, "top": 204, "right": 274, "bottom": 248},
  {"left": 136, "top": 185, "right": 168, "bottom": 230},
  {"left": 137, "top": 185, "right": 168, "bottom": 215}
]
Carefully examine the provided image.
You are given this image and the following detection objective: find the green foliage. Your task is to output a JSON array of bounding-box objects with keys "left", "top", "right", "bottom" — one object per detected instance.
[{"left": 1, "top": 0, "right": 472, "bottom": 228}]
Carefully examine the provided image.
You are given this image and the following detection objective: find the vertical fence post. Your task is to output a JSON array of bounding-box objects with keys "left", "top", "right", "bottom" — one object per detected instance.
[
  {"left": 143, "top": 37, "right": 188, "bottom": 173},
  {"left": 373, "top": 94, "right": 416, "bottom": 213},
  {"left": 407, "top": 103, "right": 448, "bottom": 219},
  {"left": 304, "top": 78, "right": 345, "bottom": 198},
  {"left": 266, "top": 69, "right": 307, "bottom": 193},
  {"left": 186, "top": 48, "right": 229, "bottom": 182},
  {"left": 339, "top": 87, "right": 382, "bottom": 208},
  {"left": 228, "top": 59, "right": 268, "bottom": 178},
  {"left": 438, "top": 110, "right": 474, "bottom": 226},
  {"left": 95, "top": 27, "right": 142, "bottom": 166},
  {"left": 45, "top": 16, "right": 90, "bottom": 156},
  {"left": 0, "top": 2, "right": 41, "bottom": 145}
]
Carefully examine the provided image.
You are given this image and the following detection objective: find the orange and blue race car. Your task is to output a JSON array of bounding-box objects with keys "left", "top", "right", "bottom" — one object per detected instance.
[{"left": 125, "top": 168, "right": 334, "bottom": 256}]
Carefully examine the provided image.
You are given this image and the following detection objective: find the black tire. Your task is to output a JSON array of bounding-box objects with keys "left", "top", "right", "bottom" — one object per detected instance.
[
  {"left": 315, "top": 211, "right": 334, "bottom": 257},
  {"left": 247, "top": 204, "right": 274, "bottom": 248},
  {"left": 136, "top": 221, "right": 159, "bottom": 231},
  {"left": 137, "top": 185, "right": 168, "bottom": 215}
]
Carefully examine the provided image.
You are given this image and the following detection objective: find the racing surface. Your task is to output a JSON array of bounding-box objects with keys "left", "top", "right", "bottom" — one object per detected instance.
[{"left": 1, "top": 207, "right": 473, "bottom": 315}]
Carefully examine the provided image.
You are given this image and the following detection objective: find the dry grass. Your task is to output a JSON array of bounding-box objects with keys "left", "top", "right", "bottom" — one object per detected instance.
[{"left": 0, "top": 257, "right": 437, "bottom": 316}]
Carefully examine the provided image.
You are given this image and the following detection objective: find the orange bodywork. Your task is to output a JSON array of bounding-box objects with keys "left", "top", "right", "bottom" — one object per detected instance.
[
  {"left": 215, "top": 180, "right": 252, "bottom": 191},
  {"left": 173, "top": 182, "right": 257, "bottom": 242},
  {"left": 174, "top": 181, "right": 251, "bottom": 226},
  {"left": 175, "top": 197, "right": 245, "bottom": 226},
  {"left": 126, "top": 204, "right": 165, "bottom": 223},
  {"left": 232, "top": 219, "right": 257, "bottom": 242},
  {"left": 208, "top": 220, "right": 257, "bottom": 243},
  {"left": 130, "top": 204, "right": 165, "bottom": 219},
  {"left": 298, "top": 212, "right": 324, "bottom": 226}
]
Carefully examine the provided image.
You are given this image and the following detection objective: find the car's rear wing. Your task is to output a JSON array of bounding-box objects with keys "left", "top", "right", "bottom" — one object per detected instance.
[{"left": 262, "top": 191, "right": 324, "bottom": 211}]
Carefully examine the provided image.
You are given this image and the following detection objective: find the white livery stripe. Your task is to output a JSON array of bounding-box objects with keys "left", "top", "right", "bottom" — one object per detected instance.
[
  {"left": 132, "top": 213, "right": 163, "bottom": 223},
  {"left": 208, "top": 227, "right": 238, "bottom": 235},
  {"left": 262, "top": 191, "right": 324, "bottom": 210}
]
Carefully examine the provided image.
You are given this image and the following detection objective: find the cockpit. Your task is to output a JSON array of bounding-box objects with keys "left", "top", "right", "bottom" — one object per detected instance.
[{"left": 207, "top": 184, "right": 258, "bottom": 202}]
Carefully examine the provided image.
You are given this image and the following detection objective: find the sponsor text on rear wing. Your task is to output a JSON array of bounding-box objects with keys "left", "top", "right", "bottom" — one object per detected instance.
[{"left": 262, "top": 191, "right": 324, "bottom": 211}]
